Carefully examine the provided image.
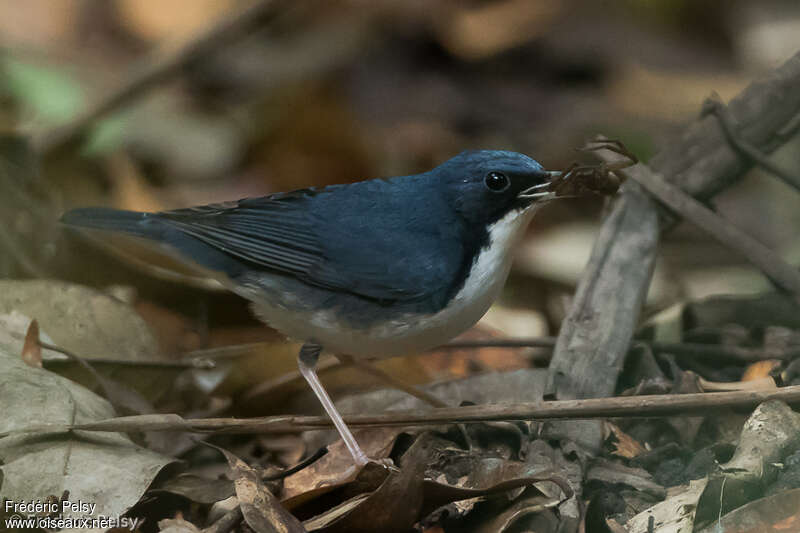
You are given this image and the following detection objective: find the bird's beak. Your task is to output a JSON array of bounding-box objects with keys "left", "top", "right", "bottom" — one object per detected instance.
[{"left": 518, "top": 170, "right": 563, "bottom": 200}]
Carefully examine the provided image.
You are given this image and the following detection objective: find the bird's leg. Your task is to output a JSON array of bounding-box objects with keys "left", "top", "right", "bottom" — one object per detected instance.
[
  {"left": 297, "top": 343, "right": 371, "bottom": 466},
  {"left": 335, "top": 353, "right": 476, "bottom": 451}
]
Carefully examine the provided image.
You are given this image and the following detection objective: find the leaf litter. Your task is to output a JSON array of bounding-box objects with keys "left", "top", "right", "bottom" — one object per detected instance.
[
  {"left": 3, "top": 6, "right": 800, "bottom": 531},
  {"left": 0, "top": 336, "right": 174, "bottom": 521}
]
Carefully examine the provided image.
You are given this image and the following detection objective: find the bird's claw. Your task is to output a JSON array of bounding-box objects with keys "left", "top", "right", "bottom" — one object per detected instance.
[{"left": 357, "top": 455, "right": 400, "bottom": 473}]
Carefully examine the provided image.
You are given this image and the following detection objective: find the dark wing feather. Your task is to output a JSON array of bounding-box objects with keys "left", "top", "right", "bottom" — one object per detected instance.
[
  {"left": 155, "top": 193, "right": 325, "bottom": 281},
  {"left": 152, "top": 181, "right": 465, "bottom": 305}
]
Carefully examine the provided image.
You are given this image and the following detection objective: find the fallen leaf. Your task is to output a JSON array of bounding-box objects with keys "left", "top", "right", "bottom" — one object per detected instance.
[
  {"left": 586, "top": 458, "right": 665, "bottom": 499},
  {"left": 214, "top": 445, "right": 305, "bottom": 533},
  {"left": 470, "top": 486, "right": 561, "bottom": 533},
  {"left": 0, "top": 280, "right": 176, "bottom": 400},
  {"left": 605, "top": 421, "right": 647, "bottom": 459},
  {"left": 0, "top": 343, "right": 174, "bottom": 520},
  {"left": 742, "top": 360, "right": 781, "bottom": 381},
  {"left": 20, "top": 318, "right": 41, "bottom": 367},
  {"left": 422, "top": 471, "right": 572, "bottom": 518},
  {"left": 282, "top": 427, "right": 400, "bottom": 507},
  {"left": 152, "top": 473, "right": 235, "bottom": 505},
  {"left": 695, "top": 401, "right": 800, "bottom": 529},
  {"left": 419, "top": 436, "right": 574, "bottom": 519},
  {"left": 47, "top": 341, "right": 157, "bottom": 417},
  {"left": 624, "top": 478, "right": 708, "bottom": 533},
  {"left": 304, "top": 434, "right": 432, "bottom": 533},
  {"left": 335, "top": 368, "right": 549, "bottom": 418},
  {"left": 695, "top": 487, "right": 800, "bottom": 533},
  {"left": 0, "top": 280, "right": 159, "bottom": 359}
]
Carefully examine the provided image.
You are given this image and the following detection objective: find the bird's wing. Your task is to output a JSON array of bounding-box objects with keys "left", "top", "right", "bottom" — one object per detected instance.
[
  {"left": 157, "top": 192, "right": 322, "bottom": 279},
  {"left": 155, "top": 187, "right": 462, "bottom": 303}
]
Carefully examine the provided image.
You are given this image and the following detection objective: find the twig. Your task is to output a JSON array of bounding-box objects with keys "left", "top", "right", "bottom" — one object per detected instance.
[
  {"left": 443, "top": 337, "right": 800, "bottom": 362},
  {"left": 33, "top": 0, "right": 284, "bottom": 155},
  {"left": 646, "top": 341, "right": 800, "bottom": 363},
  {"left": 38, "top": 340, "right": 216, "bottom": 369},
  {"left": 619, "top": 164, "right": 800, "bottom": 301},
  {"left": 335, "top": 354, "right": 475, "bottom": 448},
  {"left": 336, "top": 354, "right": 449, "bottom": 408},
  {"left": 702, "top": 94, "right": 800, "bottom": 191},
  {"left": 262, "top": 447, "right": 327, "bottom": 481},
  {"left": 547, "top": 51, "right": 800, "bottom": 422},
  {"left": 8, "top": 385, "right": 800, "bottom": 436},
  {"left": 442, "top": 338, "right": 557, "bottom": 349}
]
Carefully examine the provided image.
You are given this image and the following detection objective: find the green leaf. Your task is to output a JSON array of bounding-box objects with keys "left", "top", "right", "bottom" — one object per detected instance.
[{"left": 2, "top": 57, "right": 86, "bottom": 124}]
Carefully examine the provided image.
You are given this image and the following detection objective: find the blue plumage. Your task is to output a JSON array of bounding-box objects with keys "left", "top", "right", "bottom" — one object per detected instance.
[
  {"left": 62, "top": 150, "right": 547, "bottom": 315},
  {"left": 61, "top": 149, "right": 553, "bottom": 467}
]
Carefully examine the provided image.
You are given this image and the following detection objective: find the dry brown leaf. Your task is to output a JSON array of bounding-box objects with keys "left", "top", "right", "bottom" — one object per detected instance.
[
  {"left": 471, "top": 486, "right": 560, "bottom": 532},
  {"left": 238, "top": 350, "right": 435, "bottom": 415},
  {"left": 214, "top": 445, "right": 305, "bottom": 533},
  {"left": 586, "top": 459, "right": 665, "bottom": 499},
  {"left": 282, "top": 427, "right": 401, "bottom": 508},
  {"left": 153, "top": 473, "right": 235, "bottom": 505},
  {"left": 742, "top": 359, "right": 781, "bottom": 381},
  {"left": 695, "top": 487, "right": 800, "bottom": 533},
  {"left": 20, "top": 318, "right": 41, "bottom": 368},
  {"left": 304, "top": 435, "right": 431, "bottom": 533},
  {"left": 604, "top": 421, "right": 647, "bottom": 459},
  {"left": 422, "top": 324, "right": 532, "bottom": 380},
  {"left": 625, "top": 478, "right": 708, "bottom": 533},
  {"left": 695, "top": 401, "right": 800, "bottom": 529},
  {"left": 0, "top": 280, "right": 159, "bottom": 359},
  {"left": 0, "top": 342, "right": 175, "bottom": 521}
]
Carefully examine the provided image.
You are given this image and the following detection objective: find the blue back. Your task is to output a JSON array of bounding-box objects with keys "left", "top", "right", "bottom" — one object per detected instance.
[{"left": 62, "top": 150, "right": 548, "bottom": 314}]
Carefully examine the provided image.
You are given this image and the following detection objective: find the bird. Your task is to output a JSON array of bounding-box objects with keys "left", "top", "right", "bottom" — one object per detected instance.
[{"left": 61, "top": 150, "right": 560, "bottom": 467}]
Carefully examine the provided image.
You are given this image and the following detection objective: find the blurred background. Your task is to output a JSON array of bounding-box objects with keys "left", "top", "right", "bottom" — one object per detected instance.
[{"left": 1, "top": 0, "right": 800, "bottom": 412}]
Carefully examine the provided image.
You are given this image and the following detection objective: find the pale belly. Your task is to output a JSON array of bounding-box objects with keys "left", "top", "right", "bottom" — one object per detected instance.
[
  {"left": 244, "top": 206, "right": 537, "bottom": 358},
  {"left": 250, "top": 258, "right": 512, "bottom": 358}
]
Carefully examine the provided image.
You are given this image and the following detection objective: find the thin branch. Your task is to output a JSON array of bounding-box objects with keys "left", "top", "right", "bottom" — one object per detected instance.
[
  {"left": 262, "top": 447, "right": 328, "bottom": 481},
  {"left": 443, "top": 338, "right": 557, "bottom": 349},
  {"left": 619, "top": 164, "right": 800, "bottom": 301},
  {"left": 444, "top": 337, "right": 799, "bottom": 362},
  {"left": 38, "top": 340, "right": 216, "bottom": 369},
  {"left": 336, "top": 354, "right": 449, "bottom": 408},
  {"left": 702, "top": 94, "right": 800, "bottom": 191},
  {"left": 646, "top": 341, "right": 800, "bottom": 363},
  {"left": 547, "top": 51, "right": 800, "bottom": 412},
  {"left": 33, "top": 0, "right": 284, "bottom": 155},
  {"left": 8, "top": 385, "right": 800, "bottom": 436}
]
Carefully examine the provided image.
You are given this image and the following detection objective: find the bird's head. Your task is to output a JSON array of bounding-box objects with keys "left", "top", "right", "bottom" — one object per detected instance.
[{"left": 433, "top": 150, "right": 555, "bottom": 227}]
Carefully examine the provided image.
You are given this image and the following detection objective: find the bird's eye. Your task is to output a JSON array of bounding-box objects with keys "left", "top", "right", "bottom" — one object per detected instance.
[{"left": 484, "top": 171, "right": 510, "bottom": 192}]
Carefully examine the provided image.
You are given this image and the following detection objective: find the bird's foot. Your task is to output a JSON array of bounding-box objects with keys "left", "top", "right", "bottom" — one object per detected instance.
[{"left": 353, "top": 452, "right": 399, "bottom": 472}]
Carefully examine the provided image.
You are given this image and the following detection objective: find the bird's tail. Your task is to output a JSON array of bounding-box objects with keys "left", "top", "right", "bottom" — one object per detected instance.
[
  {"left": 60, "top": 207, "right": 246, "bottom": 276},
  {"left": 60, "top": 207, "right": 157, "bottom": 239}
]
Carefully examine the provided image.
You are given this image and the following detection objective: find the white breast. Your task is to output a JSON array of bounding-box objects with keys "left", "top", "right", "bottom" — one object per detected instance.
[{"left": 249, "top": 205, "right": 540, "bottom": 358}]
